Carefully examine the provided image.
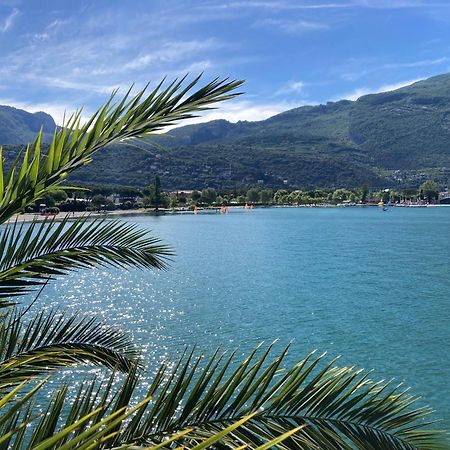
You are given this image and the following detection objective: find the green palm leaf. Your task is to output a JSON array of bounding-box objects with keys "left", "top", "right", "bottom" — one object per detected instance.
[
  {"left": 0, "top": 215, "right": 172, "bottom": 301},
  {"left": 5, "top": 344, "right": 445, "bottom": 449},
  {"left": 109, "top": 344, "right": 447, "bottom": 449},
  {"left": 0, "top": 379, "right": 301, "bottom": 450},
  {"left": 0, "top": 309, "right": 139, "bottom": 388},
  {"left": 0, "top": 76, "right": 243, "bottom": 224},
  {"left": 0, "top": 375, "right": 306, "bottom": 450}
]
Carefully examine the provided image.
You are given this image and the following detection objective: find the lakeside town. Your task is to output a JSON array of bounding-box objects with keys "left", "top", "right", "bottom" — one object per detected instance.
[{"left": 27, "top": 177, "right": 450, "bottom": 218}]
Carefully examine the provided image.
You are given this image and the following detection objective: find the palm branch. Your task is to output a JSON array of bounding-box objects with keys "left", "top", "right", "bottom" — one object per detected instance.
[
  {"left": 0, "top": 76, "right": 243, "bottom": 224},
  {"left": 0, "top": 376, "right": 296, "bottom": 450},
  {"left": 1, "top": 344, "right": 447, "bottom": 449},
  {"left": 0, "top": 308, "right": 139, "bottom": 389},
  {"left": 0, "top": 215, "right": 172, "bottom": 301}
]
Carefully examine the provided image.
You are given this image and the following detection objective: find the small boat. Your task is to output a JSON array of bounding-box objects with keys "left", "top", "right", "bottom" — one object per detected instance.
[{"left": 379, "top": 189, "right": 391, "bottom": 211}]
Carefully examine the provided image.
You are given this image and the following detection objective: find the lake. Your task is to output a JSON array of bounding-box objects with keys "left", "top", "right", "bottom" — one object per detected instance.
[{"left": 35, "top": 206, "right": 450, "bottom": 426}]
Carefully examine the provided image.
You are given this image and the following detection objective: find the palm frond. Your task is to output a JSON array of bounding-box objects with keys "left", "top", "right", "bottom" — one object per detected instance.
[
  {"left": 0, "top": 376, "right": 306, "bottom": 450},
  {"left": 0, "top": 308, "right": 139, "bottom": 388},
  {"left": 0, "top": 215, "right": 172, "bottom": 301},
  {"left": 3, "top": 344, "right": 446, "bottom": 449},
  {"left": 111, "top": 344, "right": 448, "bottom": 449},
  {"left": 0, "top": 76, "right": 243, "bottom": 224}
]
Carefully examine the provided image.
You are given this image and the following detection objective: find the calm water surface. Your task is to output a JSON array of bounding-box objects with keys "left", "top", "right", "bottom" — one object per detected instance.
[{"left": 35, "top": 207, "right": 450, "bottom": 426}]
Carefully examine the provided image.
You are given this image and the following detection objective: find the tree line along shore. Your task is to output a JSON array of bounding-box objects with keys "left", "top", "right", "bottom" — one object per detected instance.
[{"left": 21, "top": 177, "right": 447, "bottom": 217}]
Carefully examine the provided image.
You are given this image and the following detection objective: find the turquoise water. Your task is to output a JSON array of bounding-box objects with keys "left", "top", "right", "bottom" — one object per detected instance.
[{"left": 35, "top": 207, "right": 450, "bottom": 426}]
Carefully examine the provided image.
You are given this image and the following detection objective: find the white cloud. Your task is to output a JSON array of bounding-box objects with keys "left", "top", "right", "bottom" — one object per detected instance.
[
  {"left": 123, "top": 39, "right": 218, "bottom": 71},
  {"left": 377, "top": 78, "right": 424, "bottom": 92},
  {"left": 0, "top": 20, "right": 221, "bottom": 106},
  {"left": 0, "top": 7, "right": 18, "bottom": 33},
  {"left": 274, "top": 80, "right": 305, "bottom": 96},
  {"left": 338, "top": 87, "right": 372, "bottom": 101},
  {"left": 171, "top": 98, "right": 311, "bottom": 128},
  {"left": 337, "top": 78, "right": 424, "bottom": 101},
  {"left": 0, "top": 97, "right": 300, "bottom": 133}
]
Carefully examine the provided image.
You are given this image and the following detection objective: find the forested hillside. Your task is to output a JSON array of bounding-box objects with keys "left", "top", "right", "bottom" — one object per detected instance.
[{"left": 3, "top": 73, "right": 450, "bottom": 189}]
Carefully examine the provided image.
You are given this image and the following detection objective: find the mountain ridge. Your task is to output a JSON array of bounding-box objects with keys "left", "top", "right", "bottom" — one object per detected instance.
[
  {"left": 0, "top": 105, "right": 55, "bottom": 144},
  {"left": 2, "top": 73, "right": 450, "bottom": 189}
]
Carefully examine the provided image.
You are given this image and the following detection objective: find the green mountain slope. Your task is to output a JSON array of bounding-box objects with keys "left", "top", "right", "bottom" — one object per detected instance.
[
  {"left": 3, "top": 73, "right": 450, "bottom": 189},
  {"left": 0, "top": 106, "right": 55, "bottom": 144}
]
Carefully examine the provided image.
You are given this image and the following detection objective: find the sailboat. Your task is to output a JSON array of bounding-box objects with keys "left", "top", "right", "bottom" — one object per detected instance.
[{"left": 379, "top": 189, "right": 391, "bottom": 211}]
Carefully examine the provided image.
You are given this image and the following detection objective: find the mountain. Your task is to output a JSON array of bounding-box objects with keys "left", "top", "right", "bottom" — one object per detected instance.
[
  {"left": 3, "top": 73, "right": 450, "bottom": 189},
  {"left": 0, "top": 106, "right": 55, "bottom": 144}
]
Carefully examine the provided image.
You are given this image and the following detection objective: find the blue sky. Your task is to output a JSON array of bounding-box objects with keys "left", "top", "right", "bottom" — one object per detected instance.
[{"left": 1, "top": 0, "right": 450, "bottom": 124}]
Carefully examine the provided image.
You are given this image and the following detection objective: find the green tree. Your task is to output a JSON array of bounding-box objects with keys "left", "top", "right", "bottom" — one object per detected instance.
[
  {"left": 274, "top": 189, "right": 289, "bottom": 204},
  {"left": 420, "top": 180, "right": 439, "bottom": 203},
  {"left": 246, "top": 187, "right": 259, "bottom": 203},
  {"left": 169, "top": 195, "right": 179, "bottom": 208},
  {"left": 0, "top": 77, "right": 446, "bottom": 449},
  {"left": 259, "top": 188, "right": 273, "bottom": 204},
  {"left": 160, "top": 191, "right": 170, "bottom": 208},
  {"left": 236, "top": 194, "right": 246, "bottom": 204},
  {"left": 146, "top": 175, "right": 162, "bottom": 211},
  {"left": 37, "top": 189, "right": 68, "bottom": 207},
  {"left": 201, "top": 187, "right": 217, "bottom": 204},
  {"left": 91, "top": 185, "right": 114, "bottom": 197},
  {"left": 332, "top": 188, "right": 351, "bottom": 203},
  {"left": 191, "top": 190, "right": 201, "bottom": 203},
  {"left": 90, "top": 194, "right": 108, "bottom": 210},
  {"left": 361, "top": 183, "right": 369, "bottom": 203}
]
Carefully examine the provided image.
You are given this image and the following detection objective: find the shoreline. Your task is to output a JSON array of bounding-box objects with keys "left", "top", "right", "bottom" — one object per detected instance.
[{"left": 9, "top": 203, "right": 448, "bottom": 223}]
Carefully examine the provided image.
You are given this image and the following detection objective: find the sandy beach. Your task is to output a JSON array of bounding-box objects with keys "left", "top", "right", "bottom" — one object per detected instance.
[{"left": 8, "top": 208, "right": 157, "bottom": 223}]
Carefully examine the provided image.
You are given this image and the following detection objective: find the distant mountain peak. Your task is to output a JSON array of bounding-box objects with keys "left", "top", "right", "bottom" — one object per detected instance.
[{"left": 0, "top": 105, "right": 56, "bottom": 144}]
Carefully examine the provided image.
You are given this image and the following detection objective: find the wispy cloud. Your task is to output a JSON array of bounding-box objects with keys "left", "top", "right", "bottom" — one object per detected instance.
[
  {"left": 351, "top": 0, "right": 441, "bottom": 9},
  {"left": 212, "top": 2, "right": 358, "bottom": 11},
  {"left": 35, "top": 76, "right": 119, "bottom": 95},
  {"left": 339, "top": 57, "right": 448, "bottom": 82},
  {"left": 274, "top": 80, "right": 305, "bottom": 96},
  {"left": 255, "top": 18, "right": 329, "bottom": 33},
  {"left": 0, "top": 7, "right": 18, "bottom": 33},
  {"left": 384, "top": 57, "right": 448, "bottom": 69},
  {"left": 123, "top": 39, "right": 218, "bottom": 71},
  {"left": 207, "top": 0, "right": 436, "bottom": 11},
  {"left": 29, "top": 18, "right": 70, "bottom": 42}
]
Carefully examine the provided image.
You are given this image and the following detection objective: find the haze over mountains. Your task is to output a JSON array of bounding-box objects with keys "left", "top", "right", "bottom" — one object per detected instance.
[{"left": 2, "top": 73, "right": 450, "bottom": 190}]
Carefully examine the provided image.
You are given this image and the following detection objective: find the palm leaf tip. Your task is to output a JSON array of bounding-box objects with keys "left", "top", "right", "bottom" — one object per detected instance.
[
  {"left": 0, "top": 216, "right": 173, "bottom": 302},
  {"left": 0, "top": 309, "right": 139, "bottom": 387},
  {"left": 0, "top": 75, "right": 243, "bottom": 224}
]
